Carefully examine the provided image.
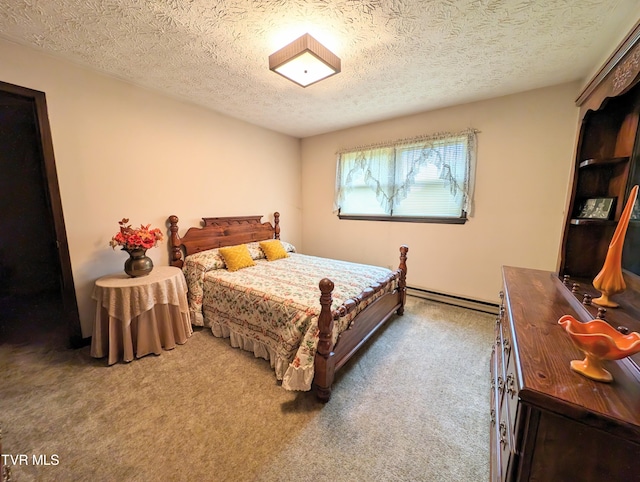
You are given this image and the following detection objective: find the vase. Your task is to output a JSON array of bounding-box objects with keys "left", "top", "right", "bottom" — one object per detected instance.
[
  {"left": 123, "top": 248, "right": 153, "bottom": 277},
  {"left": 592, "top": 185, "right": 639, "bottom": 307}
]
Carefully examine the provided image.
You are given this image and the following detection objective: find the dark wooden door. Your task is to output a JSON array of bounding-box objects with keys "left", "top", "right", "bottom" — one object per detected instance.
[{"left": 0, "top": 81, "right": 81, "bottom": 347}]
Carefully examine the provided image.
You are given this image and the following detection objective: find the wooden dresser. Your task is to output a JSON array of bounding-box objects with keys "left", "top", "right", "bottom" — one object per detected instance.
[{"left": 490, "top": 266, "right": 640, "bottom": 482}]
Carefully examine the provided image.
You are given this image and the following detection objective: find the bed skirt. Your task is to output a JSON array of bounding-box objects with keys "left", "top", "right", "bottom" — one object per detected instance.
[{"left": 210, "top": 321, "right": 314, "bottom": 391}]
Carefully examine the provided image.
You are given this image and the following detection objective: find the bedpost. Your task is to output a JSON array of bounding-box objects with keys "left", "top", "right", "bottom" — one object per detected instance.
[
  {"left": 274, "top": 212, "right": 280, "bottom": 239},
  {"left": 168, "top": 215, "right": 184, "bottom": 268},
  {"left": 314, "top": 278, "right": 336, "bottom": 403},
  {"left": 397, "top": 245, "right": 409, "bottom": 315}
]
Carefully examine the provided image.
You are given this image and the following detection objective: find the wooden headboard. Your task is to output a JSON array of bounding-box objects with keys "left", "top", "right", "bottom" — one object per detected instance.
[{"left": 168, "top": 212, "right": 280, "bottom": 267}]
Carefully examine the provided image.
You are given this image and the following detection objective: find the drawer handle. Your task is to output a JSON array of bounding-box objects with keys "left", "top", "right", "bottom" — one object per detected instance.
[
  {"left": 499, "top": 422, "right": 508, "bottom": 450},
  {"left": 498, "top": 376, "right": 505, "bottom": 396},
  {"left": 506, "top": 374, "right": 516, "bottom": 398},
  {"left": 502, "top": 337, "right": 511, "bottom": 357}
]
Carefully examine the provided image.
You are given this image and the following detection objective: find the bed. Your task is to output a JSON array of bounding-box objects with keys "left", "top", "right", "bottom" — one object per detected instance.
[{"left": 168, "top": 213, "right": 408, "bottom": 402}]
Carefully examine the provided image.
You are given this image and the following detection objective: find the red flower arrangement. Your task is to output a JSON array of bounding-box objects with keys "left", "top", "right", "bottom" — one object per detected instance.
[{"left": 109, "top": 218, "right": 164, "bottom": 251}]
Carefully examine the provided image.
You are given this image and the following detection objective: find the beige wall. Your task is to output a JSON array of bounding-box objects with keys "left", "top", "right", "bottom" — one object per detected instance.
[
  {"left": 0, "top": 38, "right": 302, "bottom": 337},
  {"left": 301, "top": 83, "right": 580, "bottom": 304},
  {"left": 0, "top": 36, "right": 586, "bottom": 334}
]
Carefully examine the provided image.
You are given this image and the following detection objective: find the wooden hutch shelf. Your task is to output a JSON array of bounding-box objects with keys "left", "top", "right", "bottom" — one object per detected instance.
[
  {"left": 569, "top": 218, "right": 617, "bottom": 226},
  {"left": 579, "top": 156, "right": 629, "bottom": 168},
  {"left": 560, "top": 21, "right": 640, "bottom": 281}
]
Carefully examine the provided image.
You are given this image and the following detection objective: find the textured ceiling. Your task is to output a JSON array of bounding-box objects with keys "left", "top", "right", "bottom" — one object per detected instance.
[{"left": 0, "top": 1, "right": 638, "bottom": 138}]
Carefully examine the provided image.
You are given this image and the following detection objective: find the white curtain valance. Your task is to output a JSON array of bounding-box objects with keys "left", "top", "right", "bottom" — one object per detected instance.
[{"left": 334, "top": 129, "right": 478, "bottom": 217}]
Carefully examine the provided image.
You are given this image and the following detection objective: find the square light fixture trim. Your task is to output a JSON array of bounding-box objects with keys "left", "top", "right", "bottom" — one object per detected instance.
[{"left": 269, "top": 33, "right": 341, "bottom": 87}]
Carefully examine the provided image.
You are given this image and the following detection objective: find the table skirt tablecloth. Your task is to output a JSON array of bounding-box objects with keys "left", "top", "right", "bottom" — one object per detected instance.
[
  {"left": 90, "top": 267, "right": 192, "bottom": 365},
  {"left": 91, "top": 303, "right": 192, "bottom": 365}
]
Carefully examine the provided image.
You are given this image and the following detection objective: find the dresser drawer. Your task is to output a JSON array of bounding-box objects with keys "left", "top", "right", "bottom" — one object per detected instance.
[
  {"left": 490, "top": 348, "right": 502, "bottom": 482},
  {"left": 491, "top": 346, "right": 516, "bottom": 482},
  {"left": 492, "top": 290, "right": 521, "bottom": 482},
  {"left": 503, "top": 347, "right": 519, "bottom": 438},
  {"left": 494, "top": 296, "right": 507, "bottom": 404}
]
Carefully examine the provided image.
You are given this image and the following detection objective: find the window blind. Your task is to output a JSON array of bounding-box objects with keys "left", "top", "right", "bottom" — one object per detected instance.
[{"left": 334, "top": 129, "right": 477, "bottom": 222}]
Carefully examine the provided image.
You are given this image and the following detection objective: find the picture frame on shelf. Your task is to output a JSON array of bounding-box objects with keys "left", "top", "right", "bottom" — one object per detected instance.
[{"left": 576, "top": 197, "right": 615, "bottom": 220}]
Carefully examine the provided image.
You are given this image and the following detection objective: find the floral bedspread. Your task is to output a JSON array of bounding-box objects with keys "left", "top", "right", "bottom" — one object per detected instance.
[
  {"left": 183, "top": 246, "right": 395, "bottom": 391},
  {"left": 182, "top": 241, "right": 296, "bottom": 326}
]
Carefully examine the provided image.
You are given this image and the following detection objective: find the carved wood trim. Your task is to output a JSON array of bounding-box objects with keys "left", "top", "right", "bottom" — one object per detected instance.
[
  {"left": 202, "top": 215, "right": 263, "bottom": 227},
  {"left": 167, "top": 213, "right": 279, "bottom": 267},
  {"left": 577, "top": 20, "right": 640, "bottom": 114},
  {"left": 612, "top": 45, "right": 640, "bottom": 96},
  {"left": 314, "top": 278, "right": 335, "bottom": 403},
  {"left": 397, "top": 245, "right": 408, "bottom": 314}
]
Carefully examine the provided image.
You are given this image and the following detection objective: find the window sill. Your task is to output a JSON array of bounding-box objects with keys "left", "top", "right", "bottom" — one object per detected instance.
[{"left": 337, "top": 214, "right": 467, "bottom": 224}]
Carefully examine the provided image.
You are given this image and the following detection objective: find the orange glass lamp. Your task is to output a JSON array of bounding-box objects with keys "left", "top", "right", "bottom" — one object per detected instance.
[
  {"left": 558, "top": 314, "right": 640, "bottom": 382},
  {"left": 269, "top": 34, "right": 341, "bottom": 87}
]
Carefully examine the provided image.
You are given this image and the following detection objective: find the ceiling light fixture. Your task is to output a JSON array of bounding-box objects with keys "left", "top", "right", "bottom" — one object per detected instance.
[{"left": 269, "top": 33, "right": 341, "bottom": 87}]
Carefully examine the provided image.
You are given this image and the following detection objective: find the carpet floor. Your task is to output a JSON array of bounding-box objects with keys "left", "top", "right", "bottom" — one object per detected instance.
[{"left": 0, "top": 296, "right": 494, "bottom": 482}]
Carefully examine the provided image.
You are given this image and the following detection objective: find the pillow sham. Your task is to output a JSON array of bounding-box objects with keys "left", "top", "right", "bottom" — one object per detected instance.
[
  {"left": 279, "top": 240, "right": 296, "bottom": 254},
  {"left": 218, "top": 244, "right": 255, "bottom": 272},
  {"left": 259, "top": 239, "right": 289, "bottom": 261}
]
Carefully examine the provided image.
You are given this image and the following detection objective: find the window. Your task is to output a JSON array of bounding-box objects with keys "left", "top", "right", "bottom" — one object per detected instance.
[{"left": 334, "top": 129, "right": 478, "bottom": 223}]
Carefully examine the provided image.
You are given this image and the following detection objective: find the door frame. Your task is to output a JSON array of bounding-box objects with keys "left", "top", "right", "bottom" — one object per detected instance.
[{"left": 1, "top": 80, "right": 82, "bottom": 347}]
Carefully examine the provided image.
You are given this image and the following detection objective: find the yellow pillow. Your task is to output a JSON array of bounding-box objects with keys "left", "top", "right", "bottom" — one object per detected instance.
[
  {"left": 259, "top": 239, "right": 289, "bottom": 261},
  {"left": 219, "top": 244, "right": 255, "bottom": 272}
]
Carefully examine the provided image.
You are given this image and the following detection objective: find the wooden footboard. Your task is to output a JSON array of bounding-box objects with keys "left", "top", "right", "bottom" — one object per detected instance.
[{"left": 314, "top": 245, "right": 408, "bottom": 402}]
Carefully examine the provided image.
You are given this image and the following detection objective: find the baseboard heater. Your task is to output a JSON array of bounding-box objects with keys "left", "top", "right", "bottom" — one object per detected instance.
[{"left": 407, "top": 286, "right": 499, "bottom": 315}]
